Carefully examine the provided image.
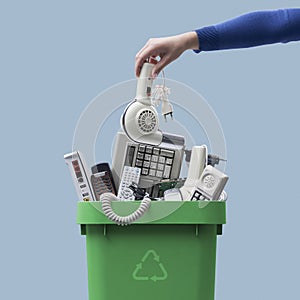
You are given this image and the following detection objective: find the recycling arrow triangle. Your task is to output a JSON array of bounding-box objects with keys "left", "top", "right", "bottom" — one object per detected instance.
[{"left": 133, "top": 249, "right": 168, "bottom": 282}]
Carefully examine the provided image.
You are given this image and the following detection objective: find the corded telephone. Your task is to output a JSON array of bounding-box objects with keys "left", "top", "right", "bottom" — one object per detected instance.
[{"left": 111, "top": 131, "right": 185, "bottom": 198}]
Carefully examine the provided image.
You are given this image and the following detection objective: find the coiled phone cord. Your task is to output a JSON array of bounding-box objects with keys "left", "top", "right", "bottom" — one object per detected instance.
[{"left": 100, "top": 193, "right": 151, "bottom": 225}]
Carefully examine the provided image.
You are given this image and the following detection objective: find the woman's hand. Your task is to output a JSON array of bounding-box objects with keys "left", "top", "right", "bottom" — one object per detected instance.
[{"left": 135, "top": 31, "right": 199, "bottom": 77}]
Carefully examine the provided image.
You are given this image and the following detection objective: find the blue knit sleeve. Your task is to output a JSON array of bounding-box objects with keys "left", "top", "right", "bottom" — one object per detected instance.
[{"left": 194, "top": 8, "right": 300, "bottom": 52}]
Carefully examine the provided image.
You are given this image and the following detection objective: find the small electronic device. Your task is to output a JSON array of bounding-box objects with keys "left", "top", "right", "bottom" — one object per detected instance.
[
  {"left": 91, "top": 163, "right": 117, "bottom": 200},
  {"left": 121, "top": 59, "right": 163, "bottom": 145},
  {"left": 190, "top": 165, "right": 228, "bottom": 201},
  {"left": 117, "top": 166, "right": 141, "bottom": 200},
  {"left": 64, "top": 151, "right": 96, "bottom": 201},
  {"left": 180, "top": 145, "right": 207, "bottom": 200},
  {"left": 121, "top": 59, "right": 175, "bottom": 146},
  {"left": 112, "top": 131, "right": 185, "bottom": 198}
]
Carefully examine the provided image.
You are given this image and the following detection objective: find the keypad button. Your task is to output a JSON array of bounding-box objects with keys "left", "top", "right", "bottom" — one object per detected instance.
[
  {"left": 150, "top": 162, "right": 157, "bottom": 169},
  {"left": 143, "top": 161, "right": 150, "bottom": 168},
  {"left": 135, "top": 160, "right": 143, "bottom": 167},
  {"left": 142, "top": 168, "right": 149, "bottom": 175},
  {"left": 157, "top": 163, "right": 164, "bottom": 171},
  {"left": 139, "top": 145, "right": 146, "bottom": 152},
  {"left": 144, "top": 154, "right": 151, "bottom": 161},
  {"left": 146, "top": 146, "right": 153, "bottom": 154},
  {"left": 72, "top": 160, "right": 79, "bottom": 166},
  {"left": 163, "top": 165, "right": 171, "bottom": 178},
  {"left": 158, "top": 156, "right": 165, "bottom": 164},
  {"left": 149, "top": 169, "right": 156, "bottom": 176},
  {"left": 74, "top": 166, "right": 80, "bottom": 172},
  {"left": 151, "top": 155, "right": 158, "bottom": 162},
  {"left": 153, "top": 148, "right": 160, "bottom": 155},
  {"left": 121, "top": 188, "right": 132, "bottom": 199},
  {"left": 160, "top": 149, "right": 174, "bottom": 157},
  {"left": 156, "top": 170, "right": 163, "bottom": 178},
  {"left": 137, "top": 152, "right": 144, "bottom": 160},
  {"left": 192, "top": 191, "right": 201, "bottom": 200},
  {"left": 166, "top": 158, "right": 173, "bottom": 165}
]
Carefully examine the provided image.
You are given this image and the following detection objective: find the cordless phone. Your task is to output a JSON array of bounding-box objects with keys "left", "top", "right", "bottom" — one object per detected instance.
[{"left": 91, "top": 163, "right": 117, "bottom": 200}]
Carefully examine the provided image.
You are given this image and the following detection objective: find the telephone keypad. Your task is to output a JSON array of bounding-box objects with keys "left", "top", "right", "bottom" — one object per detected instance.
[
  {"left": 135, "top": 145, "right": 175, "bottom": 179},
  {"left": 91, "top": 172, "right": 116, "bottom": 200}
]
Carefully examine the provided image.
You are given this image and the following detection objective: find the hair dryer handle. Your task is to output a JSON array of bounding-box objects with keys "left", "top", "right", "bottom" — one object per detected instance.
[{"left": 136, "top": 62, "right": 155, "bottom": 104}]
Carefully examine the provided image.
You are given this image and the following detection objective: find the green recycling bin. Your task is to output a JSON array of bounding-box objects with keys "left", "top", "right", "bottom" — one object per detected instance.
[{"left": 77, "top": 201, "right": 226, "bottom": 300}]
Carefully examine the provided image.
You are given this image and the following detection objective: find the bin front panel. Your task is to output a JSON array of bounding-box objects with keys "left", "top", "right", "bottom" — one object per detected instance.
[{"left": 85, "top": 224, "right": 217, "bottom": 300}]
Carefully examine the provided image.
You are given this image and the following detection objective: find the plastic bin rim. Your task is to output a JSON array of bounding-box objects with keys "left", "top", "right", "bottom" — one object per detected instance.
[{"left": 76, "top": 201, "right": 226, "bottom": 225}]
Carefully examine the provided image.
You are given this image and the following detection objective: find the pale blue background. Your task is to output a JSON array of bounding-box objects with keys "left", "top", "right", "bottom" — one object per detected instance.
[{"left": 1, "top": 1, "right": 300, "bottom": 299}]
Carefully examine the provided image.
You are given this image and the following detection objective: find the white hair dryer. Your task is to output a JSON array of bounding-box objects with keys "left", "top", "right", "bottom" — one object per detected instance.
[{"left": 121, "top": 59, "right": 163, "bottom": 145}]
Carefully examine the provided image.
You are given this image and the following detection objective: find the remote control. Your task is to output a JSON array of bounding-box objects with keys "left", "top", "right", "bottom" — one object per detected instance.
[
  {"left": 117, "top": 166, "right": 141, "bottom": 200},
  {"left": 64, "top": 151, "right": 96, "bottom": 202}
]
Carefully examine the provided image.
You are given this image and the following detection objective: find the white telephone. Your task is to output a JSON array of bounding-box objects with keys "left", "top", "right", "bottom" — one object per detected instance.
[{"left": 180, "top": 145, "right": 207, "bottom": 200}]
